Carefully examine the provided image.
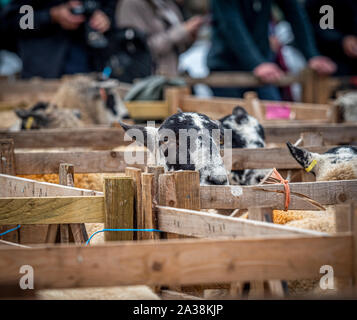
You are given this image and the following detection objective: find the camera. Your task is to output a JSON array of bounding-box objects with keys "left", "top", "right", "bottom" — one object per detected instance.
[{"left": 71, "top": 0, "right": 108, "bottom": 49}]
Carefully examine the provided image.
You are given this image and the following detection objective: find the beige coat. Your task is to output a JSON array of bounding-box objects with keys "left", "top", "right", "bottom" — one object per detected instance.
[{"left": 116, "top": 0, "right": 194, "bottom": 76}]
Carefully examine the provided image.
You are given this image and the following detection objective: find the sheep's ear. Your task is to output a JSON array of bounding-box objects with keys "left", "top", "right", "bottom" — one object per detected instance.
[
  {"left": 15, "top": 109, "right": 29, "bottom": 119},
  {"left": 118, "top": 120, "right": 157, "bottom": 150},
  {"left": 286, "top": 142, "right": 313, "bottom": 169}
]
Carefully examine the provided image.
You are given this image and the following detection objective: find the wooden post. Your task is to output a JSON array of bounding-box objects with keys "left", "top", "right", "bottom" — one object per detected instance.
[
  {"left": 333, "top": 203, "right": 354, "bottom": 292},
  {"left": 244, "top": 91, "right": 264, "bottom": 123},
  {"left": 335, "top": 204, "right": 352, "bottom": 233},
  {"left": 125, "top": 167, "right": 143, "bottom": 240},
  {"left": 248, "top": 207, "right": 285, "bottom": 298},
  {"left": 0, "top": 139, "right": 18, "bottom": 243},
  {"left": 104, "top": 177, "right": 134, "bottom": 242},
  {"left": 350, "top": 203, "right": 357, "bottom": 290},
  {"left": 158, "top": 171, "right": 200, "bottom": 239},
  {"left": 166, "top": 86, "right": 190, "bottom": 115},
  {"left": 58, "top": 163, "right": 88, "bottom": 244},
  {"left": 141, "top": 173, "right": 159, "bottom": 240},
  {"left": 302, "top": 68, "right": 315, "bottom": 103}
]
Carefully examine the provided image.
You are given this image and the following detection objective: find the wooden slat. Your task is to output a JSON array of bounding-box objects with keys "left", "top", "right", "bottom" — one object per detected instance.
[
  {"left": 104, "top": 177, "right": 134, "bottom": 241},
  {"left": 229, "top": 146, "right": 333, "bottom": 170},
  {"left": 264, "top": 123, "right": 357, "bottom": 144},
  {"left": 14, "top": 150, "right": 145, "bottom": 174},
  {"left": 157, "top": 206, "right": 327, "bottom": 237},
  {"left": 200, "top": 179, "right": 357, "bottom": 210},
  {"left": 0, "top": 235, "right": 351, "bottom": 289},
  {"left": 0, "top": 196, "right": 104, "bottom": 225},
  {"left": 0, "top": 174, "right": 102, "bottom": 197},
  {"left": 12, "top": 145, "right": 335, "bottom": 175},
  {"left": 2, "top": 123, "right": 356, "bottom": 149},
  {"left": 0, "top": 139, "right": 18, "bottom": 242},
  {"left": 181, "top": 96, "right": 333, "bottom": 121},
  {"left": 0, "top": 127, "right": 128, "bottom": 149},
  {"left": 183, "top": 72, "right": 300, "bottom": 88},
  {"left": 126, "top": 101, "right": 169, "bottom": 120}
]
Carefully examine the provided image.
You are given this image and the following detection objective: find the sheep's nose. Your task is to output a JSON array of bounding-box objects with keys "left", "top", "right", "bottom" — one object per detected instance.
[{"left": 206, "top": 175, "right": 229, "bottom": 185}]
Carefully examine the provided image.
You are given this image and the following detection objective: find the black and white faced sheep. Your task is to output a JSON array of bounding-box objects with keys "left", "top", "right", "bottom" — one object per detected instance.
[
  {"left": 120, "top": 112, "right": 229, "bottom": 186},
  {"left": 287, "top": 143, "right": 357, "bottom": 181},
  {"left": 15, "top": 102, "right": 83, "bottom": 129},
  {"left": 51, "top": 76, "right": 129, "bottom": 125},
  {"left": 219, "top": 106, "right": 269, "bottom": 185},
  {"left": 334, "top": 92, "right": 357, "bottom": 122}
]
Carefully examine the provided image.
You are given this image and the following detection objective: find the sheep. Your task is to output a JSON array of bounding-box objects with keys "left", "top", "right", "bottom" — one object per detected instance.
[
  {"left": 50, "top": 76, "right": 129, "bottom": 125},
  {"left": 334, "top": 91, "right": 357, "bottom": 122},
  {"left": 119, "top": 112, "right": 230, "bottom": 186},
  {"left": 287, "top": 143, "right": 357, "bottom": 181},
  {"left": 219, "top": 106, "right": 270, "bottom": 185},
  {"left": 15, "top": 102, "right": 84, "bottom": 130}
]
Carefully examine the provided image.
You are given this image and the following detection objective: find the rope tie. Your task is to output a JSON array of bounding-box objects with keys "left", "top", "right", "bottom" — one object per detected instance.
[{"left": 263, "top": 168, "right": 291, "bottom": 211}]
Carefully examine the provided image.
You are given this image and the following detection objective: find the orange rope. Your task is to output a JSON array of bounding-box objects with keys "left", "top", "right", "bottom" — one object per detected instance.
[{"left": 265, "top": 168, "right": 291, "bottom": 211}]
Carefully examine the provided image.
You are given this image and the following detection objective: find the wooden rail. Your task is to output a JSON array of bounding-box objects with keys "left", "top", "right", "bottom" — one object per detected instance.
[
  {"left": 1, "top": 123, "right": 356, "bottom": 149},
  {"left": 0, "top": 170, "right": 356, "bottom": 297},
  {"left": 7, "top": 145, "right": 337, "bottom": 174},
  {"left": 0, "top": 235, "right": 352, "bottom": 289}
]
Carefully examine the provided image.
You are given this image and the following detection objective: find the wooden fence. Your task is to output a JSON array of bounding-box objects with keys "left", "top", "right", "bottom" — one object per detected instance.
[{"left": 0, "top": 169, "right": 356, "bottom": 298}]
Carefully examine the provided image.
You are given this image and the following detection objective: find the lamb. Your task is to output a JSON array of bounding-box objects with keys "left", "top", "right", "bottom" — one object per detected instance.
[
  {"left": 219, "top": 106, "right": 270, "bottom": 185},
  {"left": 51, "top": 75, "right": 129, "bottom": 125},
  {"left": 15, "top": 102, "right": 84, "bottom": 129},
  {"left": 119, "top": 112, "right": 230, "bottom": 186},
  {"left": 287, "top": 143, "right": 357, "bottom": 181},
  {"left": 334, "top": 91, "right": 357, "bottom": 122}
]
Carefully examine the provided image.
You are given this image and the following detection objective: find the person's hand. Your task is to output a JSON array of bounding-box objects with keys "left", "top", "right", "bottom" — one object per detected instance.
[
  {"left": 342, "top": 35, "right": 357, "bottom": 58},
  {"left": 50, "top": 1, "right": 85, "bottom": 30},
  {"left": 253, "top": 62, "right": 284, "bottom": 83},
  {"left": 89, "top": 10, "right": 110, "bottom": 33},
  {"left": 183, "top": 15, "right": 206, "bottom": 38},
  {"left": 308, "top": 56, "right": 337, "bottom": 75}
]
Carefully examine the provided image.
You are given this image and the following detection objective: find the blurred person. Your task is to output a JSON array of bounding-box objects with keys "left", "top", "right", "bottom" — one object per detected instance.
[
  {"left": 207, "top": 0, "right": 336, "bottom": 100},
  {"left": 1, "top": 0, "right": 116, "bottom": 78},
  {"left": 306, "top": 0, "right": 357, "bottom": 76},
  {"left": 116, "top": 0, "right": 207, "bottom": 76}
]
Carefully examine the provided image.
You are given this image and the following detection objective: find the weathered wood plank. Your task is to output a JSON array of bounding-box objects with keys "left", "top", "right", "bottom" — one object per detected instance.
[
  {"left": 104, "top": 177, "right": 134, "bottom": 241},
  {"left": 157, "top": 206, "right": 327, "bottom": 237},
  {"left": 181, "top": 96, "right": 333, "bottom": 121},
  {"left": 0, "top": 196, "right": 104, "bottom": 225},
  {"left": 0, "top": 174, "right": 103, "bottom": 197},
  {"left": 183, "top": 72, "right": 300, "bottom": 88},
  {"left": 200, "top": 179, "right": 357, "bottom": 210},
  {"left": 0, "top": 127, "right": 128, "bottom": 149},
  {"left": 0, "top": 139, "right": 18, "bottom": 242},
  {"left": 14, "top": 150, "right": 145, "bottom": 174},
  {"left": 229, "top": 146, "right": 334, "bottom": 170},
  {"left": 264, "top": 123, "right": 357, "bottom": 144},
  {"left": 0, "top": 235, "right": 351, "bottom": 289},
  {"left": 12, "top": 146, "right": 334, "bottom": 175},
  {"left": 2, "top": 123, "right": 356, "bottom": 149}
]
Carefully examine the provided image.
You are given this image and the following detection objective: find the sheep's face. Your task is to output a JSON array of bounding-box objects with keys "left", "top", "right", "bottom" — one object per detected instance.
[
  {"left": 287, "top": 143, "right": 357, "bottom": 181},
  {"left": 15, "top": 102, "right": 81, "bottom": 130},
  {"left": 220, "top": 106, "right": 268, "bottom": 185},
  {"left": 15, "top": 102, "right": 51, "bottom": 129},
  {"left": 120, "top": 112, "right": 230, "bottom": 185}
]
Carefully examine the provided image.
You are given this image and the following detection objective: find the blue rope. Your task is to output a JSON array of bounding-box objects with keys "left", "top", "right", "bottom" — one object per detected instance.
[
  {"left": 0, "top": 224, "right": 21, "bottom": 237},
  {"left": 86, "top": 228, "right": 162, "bottom": 245}
]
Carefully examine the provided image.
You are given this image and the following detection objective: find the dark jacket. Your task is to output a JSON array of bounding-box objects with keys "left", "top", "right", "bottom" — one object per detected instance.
[
  {"left": 1, "top": 0, "right": 116, "bottom": 78},
  {"left": 305, "top": 0, "right": 357, "bottom": 59},
  {"left": 207, "top": 0, "right": 320, "bottom": 72}
]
